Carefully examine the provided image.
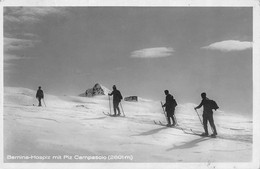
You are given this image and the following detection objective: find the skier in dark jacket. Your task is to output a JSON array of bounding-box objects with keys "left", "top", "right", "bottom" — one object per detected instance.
[
  {"left": 36, "top": 86, "right": 44, "bottom": 107},
  {"left": 108, "top": 85, "right": 123, "bottom": 116},
  {"left": 195, "top": 92, "right": 217, "bottom": 137},
  {"left": 162, "top": 90, "right": 177, "bottom": 127}
]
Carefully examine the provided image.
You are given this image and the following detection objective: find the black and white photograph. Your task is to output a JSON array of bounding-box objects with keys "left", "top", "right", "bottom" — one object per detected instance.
[{"left": 1, "top": 0, "right": 260, "bottom": 169}]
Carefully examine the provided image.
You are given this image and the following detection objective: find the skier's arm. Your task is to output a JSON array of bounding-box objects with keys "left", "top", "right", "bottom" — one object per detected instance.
[
  {"left": 195, "top": 100, "right": 203, "bottom": 110},
  {"left": 162, "top": 97, "right": 168, "bottom": 107},
  {"left": 108, "top": 91, "right": 114, "bottom": 96}
]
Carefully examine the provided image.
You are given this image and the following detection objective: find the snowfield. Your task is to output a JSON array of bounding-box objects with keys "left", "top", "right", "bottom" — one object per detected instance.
[{"left": 4, "top": 87, "right": 252, "bottom": 163}]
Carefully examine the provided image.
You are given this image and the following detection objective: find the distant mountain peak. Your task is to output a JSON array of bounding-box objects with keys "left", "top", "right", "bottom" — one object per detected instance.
[{"left": 79, "top": 83, "right": 111, "bottom": 97}]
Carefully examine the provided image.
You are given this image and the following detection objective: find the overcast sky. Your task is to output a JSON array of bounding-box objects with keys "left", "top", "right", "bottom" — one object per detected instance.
[{"left": 4, "top": 7, "right": 252, "bottom": 115}]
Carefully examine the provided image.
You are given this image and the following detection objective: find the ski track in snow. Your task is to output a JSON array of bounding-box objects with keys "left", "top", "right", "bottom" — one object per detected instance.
[{"left": 3, "top": 87, "right": 252, "bottom": 162}]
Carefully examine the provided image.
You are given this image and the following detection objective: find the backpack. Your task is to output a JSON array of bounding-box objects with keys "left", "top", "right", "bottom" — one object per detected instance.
[
  {"left": 209, "top": 100, "right": 219, "bottom": 110},
  {"left": 119, "top": 92, "right": 123, "bottom": 100},
  {"left": 170, "top": 95, "right": 177, "bottom": 108},
  {"left": 117, "top": 90, "right": 123, "bottom": 101}
]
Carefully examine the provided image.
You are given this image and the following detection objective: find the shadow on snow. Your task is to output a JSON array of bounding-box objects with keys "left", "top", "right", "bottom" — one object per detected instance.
[
  {"left": 166, "top": 137, "right": 210, "bottom": 151},
  {"left": 132, "top": 126, "right": 168, "bottom": 136}
]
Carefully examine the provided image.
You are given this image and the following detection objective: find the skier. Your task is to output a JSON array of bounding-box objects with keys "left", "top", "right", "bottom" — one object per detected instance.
[
  {"left": 194, "top": 92, "right": 218, "bottom": 137},
  {"left": 36, "top": 86, "right": 44, "bottom": 107},
  {"left": 108, "top": 85, "right": 123, "bottom": 116},
  {"left": 162, "top": 90, "right": 177, "bottom": 127}
]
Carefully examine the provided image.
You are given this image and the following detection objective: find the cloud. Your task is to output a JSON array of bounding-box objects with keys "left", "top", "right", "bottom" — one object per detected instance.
[
  {"left": 4, "top": 7, "right": 68, "bottom": 24},
  {"left": 131, "top": 47, "right": 174, "bottom": 58},
  {"left": 4, "top": 37, "right": 40, "bottom": 52},
  {"left": 4, "top": 62, "right": 15, "bottom": 71},
  {"left": 23, "top": 33, "right": 39, "bottom": 39},
  {"left": 4, "top": 54, "right": 34, "bottom": 61},
  {"left": 4, "top": 55, "right": 18, "bottom": 72},
  {"left": 4, "top": 37, "right": 40, "bottom": 63},
  {"left": 201, "top": 40, "right": 252, "bottom": 52},
  {"left": 4, "top": 7, "right": 69, "bottom": 58},
  {"left": 4, "top": 54, "right": 22, "bottom": 61},
  {"left": 3, "top": 7, "right": 70, "bottom": 72},
  {"left": 21, "top": 7, "right": 67, "bottom": 16}
]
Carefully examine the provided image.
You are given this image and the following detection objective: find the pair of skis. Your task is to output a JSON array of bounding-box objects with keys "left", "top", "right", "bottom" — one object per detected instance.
[
  {"left": 153, "top": 120, "right": 202, "bottom": 136},
  {"left": 103, "top": 111, "right": 125, "bottom": 117},
  {"left": 153, "top": 120, "right": 179, "bottom": 128},
  {"left": 154, "top": 119, "right": 216, "bottom": 138}
]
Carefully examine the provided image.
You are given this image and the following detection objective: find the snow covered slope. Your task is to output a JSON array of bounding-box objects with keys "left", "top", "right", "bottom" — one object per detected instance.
[{"left": 4, "top": 87, "right": 252, "bottom": 163}]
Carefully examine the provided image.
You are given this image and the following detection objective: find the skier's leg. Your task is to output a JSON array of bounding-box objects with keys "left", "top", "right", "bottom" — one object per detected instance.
[
  {"left": 166, "top": 111, "right": 171, "bottom": 126},
  {"left": 38, "top": 98, "right": 42, "bottom": 107},
  {"left": 171, "top": 114, "right": 175, "bottom": 126},
  {"left": 113, "top": 102, "right": 117, "bottom": 115},
  {"left": 167, "top": 117, "right": 171, "bottom": 126},
  {"left": 116, "top": 102, "right": 121, "bottom": 115},
  {"left": 202, "top": 114, "right": 209, "bottom": 135},
  {"left": 113, "top": 102, "right": 120, "bottom": 115},
  {"left": 173, "top": 109, "right": 177, "bottom": 126},
  {"left": 209, "top": 114, "right": 217, "bottom": 135}
]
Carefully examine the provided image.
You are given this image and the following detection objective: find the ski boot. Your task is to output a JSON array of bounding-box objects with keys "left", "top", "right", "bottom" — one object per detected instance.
[
  {"left": 211, "top": 133, "right": 217, "bottom": 138},
  {"left": 200, "top": 133, "right": 209, "bottom": 137},
  {"left": 166, "top": 123, "right": 172, "bottom": 127}
]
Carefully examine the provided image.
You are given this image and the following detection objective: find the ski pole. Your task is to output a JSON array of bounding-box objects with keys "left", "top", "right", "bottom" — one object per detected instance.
[
  {"left": 43, "top": 98, "right": 46, "bottom": 107},
  {"left": 108, "top": 95, "right": 111, "bottom": 115},
  {"left": 194, "top": 108, "right": 203, "bottom": 125},
  {"left": 160, "top": 101, "right": 169, "bottom": 124},
  {"left": 120, "top": 102, "right": 125, "bottom": 116}
]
